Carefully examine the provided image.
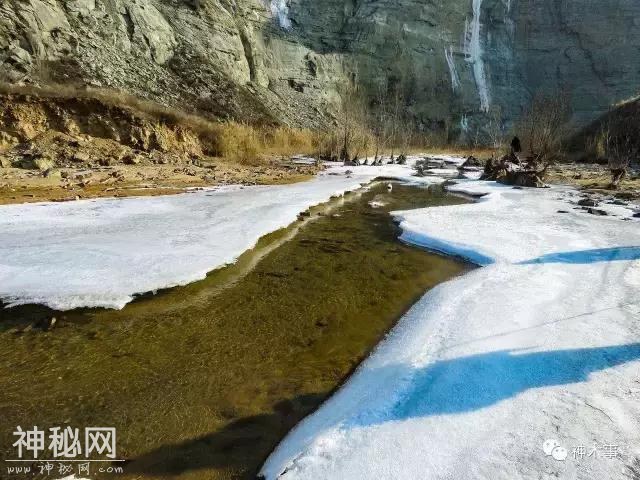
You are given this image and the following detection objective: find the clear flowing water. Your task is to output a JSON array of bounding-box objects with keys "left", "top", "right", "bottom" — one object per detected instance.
[{"left": 0, "top": 182, "right": 470, "bottom": 480}]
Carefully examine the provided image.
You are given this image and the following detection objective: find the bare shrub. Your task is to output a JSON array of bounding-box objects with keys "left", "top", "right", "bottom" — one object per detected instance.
[
  {"left": 601, "top": 125, "right": 635, "bottom": 188},
  {"left": 369, "top": 81, "right": 391, "bottom": 162},
  {"left": 311, "top": 130, "right": 340, "bottom": 161},
  {"left": 517, "top": 92, "right": 572, "bottom": 165},
  {"left": 584, "top": 128, "right": 608, "bottom": 161},
  {"left": 591, "top": 103, "right": 640, "bottom": 188},
  {"left": 396, "top": 122, "right": 413, "bottom": 162},
  {"left": 486, "top": 105, "right": 506, "bottom": 153},
  {"left": 386, "top": 80, "right": 404, "bottom": 161},
  {"left": 354, "top": 124, "right": 377, "bottom": 163}
]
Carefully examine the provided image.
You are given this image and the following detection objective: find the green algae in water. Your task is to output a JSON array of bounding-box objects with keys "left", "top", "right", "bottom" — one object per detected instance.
[{"left": 0, "top": 182, "right": 470, "bottom": 480}]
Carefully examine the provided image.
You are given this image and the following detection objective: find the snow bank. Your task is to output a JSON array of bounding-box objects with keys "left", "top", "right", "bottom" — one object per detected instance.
[
  {"left": 324, "top": 155, "right": 464, "bottom": 183},
  {"left": 0, "top": 162, "right": 444, "bottom": 311},
  {"left": 261, "top": 181, "right": 640, "bottom": 480}
]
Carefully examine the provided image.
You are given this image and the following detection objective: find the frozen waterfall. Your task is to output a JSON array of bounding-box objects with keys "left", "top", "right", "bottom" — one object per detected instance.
[
  {"left": 467, "top": 0, "right": 490, "bottom": 112},
  {"left": 270, "top": 0, "right": 291, "bottom": 29},
  {"left": 445, "top": 46, "right": 461, "bottom": 92}
]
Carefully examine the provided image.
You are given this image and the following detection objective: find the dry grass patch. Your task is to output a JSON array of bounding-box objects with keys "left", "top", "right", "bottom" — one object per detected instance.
[{"left": 213, "top": 124, "right": 316, "bottom": 165}]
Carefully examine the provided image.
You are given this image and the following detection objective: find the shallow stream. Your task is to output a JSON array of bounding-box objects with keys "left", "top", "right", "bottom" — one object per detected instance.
[{"left": 0, "top": 182, "right": 470, "bottom": 479}]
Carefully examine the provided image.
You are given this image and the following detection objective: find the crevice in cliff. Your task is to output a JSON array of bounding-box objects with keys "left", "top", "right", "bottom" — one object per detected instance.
[
  {"left": 121, "top": 9, "right": 135, "bottom": 42},
  {"left": 553, "top": 0, "right": 608, "bottom": 90},
  {"left": 238, "top": 27, "right": 257, "bottom": 83}
]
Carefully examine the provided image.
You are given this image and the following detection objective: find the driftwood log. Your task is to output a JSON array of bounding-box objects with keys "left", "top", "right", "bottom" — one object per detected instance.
[{"left": 481, "top": 153, "right": 547, "bottom": 188}]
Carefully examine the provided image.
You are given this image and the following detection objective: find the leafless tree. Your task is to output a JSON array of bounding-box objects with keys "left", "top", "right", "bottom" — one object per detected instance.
[
  {"left": 486, "top": 105, "right": 506, "bottom": 152},
  {"left": 593, "top": 103, "right": 640, "bottom": 188},
  {"left": 337, "top": 78, "right": 367, "bottom": 163},
  {"left": 382, "top": 28, "right": 413, "bottom": 163},
  {"left": 602, "top": 125, "right": 635, "bottom": 188},
  {"left": 369, "top": 81, "right": 390, "bottom": 163},
  {"left": 387, "top": 81, "right": 403, "bottom": 162},
  {"left": 395, "top": 109, "right": 414, "bottom": 163},
  {"left": 517, "top": 92, "right": 572, "bottom": 166}
]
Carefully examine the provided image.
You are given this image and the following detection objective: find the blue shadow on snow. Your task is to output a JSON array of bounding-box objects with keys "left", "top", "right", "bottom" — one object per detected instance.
[
  {"left": 519, "top": 246, "right": 640, "bottom": 265},
  {"left": 352, "top": 343, "right": 640, "bottom": 426}
]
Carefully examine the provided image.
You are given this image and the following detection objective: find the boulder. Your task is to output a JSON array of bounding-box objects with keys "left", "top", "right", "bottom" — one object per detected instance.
[
  {"left": 577, "top": 198, "right": 598, "bottom": 207},
  {"left": 34, "top": 158, "right": 55, "bottom": 171},
  {"left": 43, "top": 168, "right": 62, "bottom": 179},
  {"left": 586, "top": 208, "right": 608, "bottom": 216},
  {"left": 459, "top": 155, "right": 482, "bottom": 169},
  {"left": 503, "top": 170, "right": 546, "bottom": 188},
  {"left": 610, "top": 199, "right": 628, "bottom": 206},
  {"left": 123, "top": 154, "right": 142, "bottom": 165},
  {"left": 72, "top": 152, "right": 92, "bottom": 163},
  {"left": 422, "top": 157, "right": 445, "bottom": 169},
  {"left": 19, "top": 157, "right": 55, "bottom": 171}
]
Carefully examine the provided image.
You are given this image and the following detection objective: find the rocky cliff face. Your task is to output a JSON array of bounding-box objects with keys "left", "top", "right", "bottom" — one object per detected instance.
[
  {"left": 0, "top": 0, "right": 344, "bottom": 129},
  {"left": 1, "top": 0, "right": 638, "bottom": 140},
  {"left": 506, "top": 0, "right": 640, "bottom": 126}
]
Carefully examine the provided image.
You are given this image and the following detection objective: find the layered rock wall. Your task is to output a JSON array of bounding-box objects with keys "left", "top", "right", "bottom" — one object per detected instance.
[{"left": 1, "top": 0, "right": 638, "bottom": 139}]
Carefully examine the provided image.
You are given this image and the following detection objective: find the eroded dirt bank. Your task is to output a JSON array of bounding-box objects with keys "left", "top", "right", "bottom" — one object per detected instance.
[{"left": 0, "top": 87, "right": 319, "bottom": 204}]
